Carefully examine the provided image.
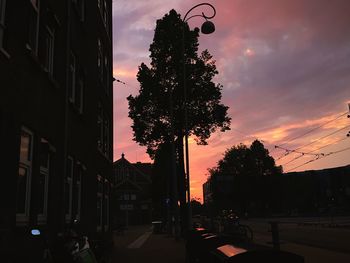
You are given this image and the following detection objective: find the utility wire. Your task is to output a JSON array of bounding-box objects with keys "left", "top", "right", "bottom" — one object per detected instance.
[
  {"left": 277, "top": 112, "right": 348, "bottom": 147},
  {"left": 293, "top": 125, "right": 350, "bottom": 151},
  {"left": 286, "top": 145, "right": 350, "bottom": 172},
  {"left": 280, "top": 135, "right": 349, "bottom": 166},
  {"left": 276, "top": 125, "right": 350, "bottom": 161},
  {"left": 115, "top": 78, "right": 126, "bottom": 85}
]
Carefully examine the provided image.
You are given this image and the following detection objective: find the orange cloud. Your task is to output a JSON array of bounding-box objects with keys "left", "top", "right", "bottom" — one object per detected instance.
[
  {"left": 113, "top": 68, "right": 137, "bottom": 79},
  {"left": 254, "top": 111, "right": 349, "bottom": 145}
]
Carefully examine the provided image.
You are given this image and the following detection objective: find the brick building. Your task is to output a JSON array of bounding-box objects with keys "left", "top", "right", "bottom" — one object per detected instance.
[
  {"left": 0, "top": 0, "right": 113, "bottom": 258},
  {"left": 112, "top": 154, "right": 153, "bottom": 226}
]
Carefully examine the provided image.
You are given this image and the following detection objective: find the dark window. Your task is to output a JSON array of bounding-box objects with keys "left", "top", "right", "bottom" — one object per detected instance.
[
  {"left": 97, "top": 175, "right": 103, "bottom": 231},
  {"left": 97, "top": 39, "right": 103, "bottom": 82},
  {"left": 72, "top": 0, "right": 85, "bottom": 21},
  {"left": 16, "top": 128, "right": 33, "bottom": 223},
  {"left": 65, "top": 156, "right": 73, "bottom": 222},
  {"left": 69, "top": 51, "right": 85, "bottom": 114},
  {"left": 72, "top": 164, "right": 82, "bottom": 220},
  {"left": 43, "top": 26, "right": 54, "bottom": 75},
  {"left": 68, "top": 52, "right": 76, "bottom": 103},
  {"left": 75, "top": 70, "right": 84, "bottom": 114},
  {"left": 37, "top": 139, "right": 51, "bottom": 223},
  {"left": 97, "top": 102, "right": 111, "bottom": 158},
  {"left": 0, "top": 0, "right": 7, "bottom": 50},
  {"left": 27, "top": 0, "right": 40, "bottom": 53}
]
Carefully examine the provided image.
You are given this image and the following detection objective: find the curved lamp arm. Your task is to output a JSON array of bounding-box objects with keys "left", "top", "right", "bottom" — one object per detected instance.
[{"left": 183, "top": 3, "right": 216, "bottom": 22}]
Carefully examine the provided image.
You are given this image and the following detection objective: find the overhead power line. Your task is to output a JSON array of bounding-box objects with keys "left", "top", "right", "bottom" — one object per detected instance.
[
  {"left": 285, "top": 145, "right": 350, "bottom": 172},
  {"left": 275, "top": 125, "right": 350, "bottom": 161},
  {"left": 114, "top": 78, "right": 126, "bottom": 85},
  {"left": 293, "top": 125, "right": 350, "bottom": 152},
  {"left": 280, "top": 135, "right": 349, "bottom": 166}
]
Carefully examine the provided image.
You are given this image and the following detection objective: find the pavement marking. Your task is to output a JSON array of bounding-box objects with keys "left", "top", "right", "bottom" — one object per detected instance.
[{"left": 127, "top": 231, "right": 152, "bottom": 249}]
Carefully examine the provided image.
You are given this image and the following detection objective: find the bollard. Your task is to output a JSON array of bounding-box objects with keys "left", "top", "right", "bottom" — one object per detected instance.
[{"left": 269, "top": 221, "right": 280, "bottom": 250}]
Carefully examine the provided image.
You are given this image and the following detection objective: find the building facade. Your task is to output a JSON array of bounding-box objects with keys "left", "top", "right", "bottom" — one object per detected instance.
[
  {"left": 203, "top": 165, "right": 350, "bottom": 216},
  {"left": 0, "top": 0, "right": 113, "bottom": 258},
  {"left": 112, "top": 154, "right": 152, "bottom": 227},
  {"left": 202, "top": 179, "right": 213, "bottom": 205}
]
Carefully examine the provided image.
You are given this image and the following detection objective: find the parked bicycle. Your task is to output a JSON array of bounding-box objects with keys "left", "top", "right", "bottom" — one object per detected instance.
[
  {"left": 54, "top": 220, "right": 98, "bottom": 263},
  {"left": 221, "top": 211, "right": 254, "bottom": 242}
]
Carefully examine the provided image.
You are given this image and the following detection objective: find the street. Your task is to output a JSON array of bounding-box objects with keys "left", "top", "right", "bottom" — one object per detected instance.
[
  {"left": 241, "top": 216, "right": 350, "bottom": 253},
  {"left": 109, "top": 222, "right": 350, "bottom": 263},
  {"left": 239, "top": 217, "right": 350, "bottom": 263}
]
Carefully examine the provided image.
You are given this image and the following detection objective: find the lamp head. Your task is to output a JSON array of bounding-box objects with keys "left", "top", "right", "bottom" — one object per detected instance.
[{"left": 201, "top": 20, "right": 215, "bottom": 34}]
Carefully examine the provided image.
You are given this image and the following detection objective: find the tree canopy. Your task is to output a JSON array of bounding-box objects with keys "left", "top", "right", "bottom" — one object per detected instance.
[
  {"left": 208, "top": 140, "right": 283, "bottom": 215},
  {"left": 127, "top": 9, "right": 231, "bottom": 158},
  {"left": 211, "top": 140, "right": 282, "bottom": 178}
]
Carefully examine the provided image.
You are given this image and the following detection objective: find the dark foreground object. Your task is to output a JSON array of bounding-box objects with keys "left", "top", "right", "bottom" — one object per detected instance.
[{"left": 186, "top": 227, "right": 304, "bottom": 263}]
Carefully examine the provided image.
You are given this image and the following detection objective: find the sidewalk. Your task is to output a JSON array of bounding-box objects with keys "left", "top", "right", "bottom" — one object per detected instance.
[{"left": 112, "top": 225, "right": 186, "bottom": 263}]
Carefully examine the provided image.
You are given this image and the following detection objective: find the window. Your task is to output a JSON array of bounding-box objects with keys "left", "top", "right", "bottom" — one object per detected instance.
[
  {"left": 123, "top": 193, "right": 129, "bottom": 200},
  {"left": 16, "top": 128, "right": 33, "bottom": 224},
  {"left": 97, "top": 103, "right": 103, "bottom": 150},
  {"left": 104, "top": 180, "right": 109, "bottom": 230},
  {"left": 97, "top": 175, "right": 103, "bottom": 231},
  {"left": 98, "top": 0, "right": 109, "bottom": 33},
  {"left": 102, "top": 0, "right": 107, "bottom": 28},
  {"left": 0, "top": 0, "right": 7, "bottom": 51},
  {"left": 131, "top": 194, "right": 136, "bottom": 201},
  {"left": 97, "top": 102, "right": 111, "bottom": 158},
  {"left": 65, "top": 156, "right": 74, "bottom": 222},
  {"left": 43, "top": 26, "right": 54, "bottom": 75},
  {"left": 97, "top": 39, "right": 103, "bottom": 82},
  {"left": 104, "top": 55, "right": 110, "bottom": 95},
  {"left": 68, "top": 52, "right": 76, "bottom": 103},
  {"left": 98, "top": 40, "right": 111, "bottom": 94},
  {"left": 75, "top": 70, "right": 84, "bottom": 114},
  {"left": 103, "top": 118, "right": 110, "bottom": 156},
  {"left": 69, "top": 51, "right": 85, "bottom": 114},
  {"left": 120, "top": 204, "right": 133, "bottom": 210},
  {"left": 72, "top": 163, "right": 83, "bottom": 221},
  {"left": 27, "top": 0, "right": 40, "bottom": 54},
  {"left": 72, "top": 0, "right": 85, "bottom": 21},
  {"left": 37, "top": 138, "right": 51, "bottom": 224}
]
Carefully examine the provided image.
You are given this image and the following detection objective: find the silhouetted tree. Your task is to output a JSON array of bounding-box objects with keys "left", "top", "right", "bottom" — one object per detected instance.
[
  {"left": 128, "top": 9, "right": 231, "bottom": 230},
  {"left": 128, "top": 9, "right": 230, "bottom": 157},
  {"left": 209, "top": 140, "right": 281, "bottom": 216},
  {"left": 190, "top": 198, "right": 203, "bottom": 215}
]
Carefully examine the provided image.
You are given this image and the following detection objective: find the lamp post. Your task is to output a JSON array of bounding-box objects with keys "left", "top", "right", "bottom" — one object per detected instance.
[{"left": 182, "top": 3, "right": 216, "bottom": 230}]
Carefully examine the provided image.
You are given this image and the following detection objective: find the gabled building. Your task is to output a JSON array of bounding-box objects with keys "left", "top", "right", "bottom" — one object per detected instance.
[
  {"left": 0, "top": 0, "right": 113, "bottom": 259},
  {"left": 112, "top": 154, "right": 152, "bottom": 226}
]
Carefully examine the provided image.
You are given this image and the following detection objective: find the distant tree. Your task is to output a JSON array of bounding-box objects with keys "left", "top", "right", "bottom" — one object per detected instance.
[
  {"left": 190, "top": 198, "right": 203, "bottom": 215},
  {"left": 250, "top": 140, "right": 281, "bottom": 176},
  {"left": 209, "top": 140, "right": 281, "bottom": 216}
]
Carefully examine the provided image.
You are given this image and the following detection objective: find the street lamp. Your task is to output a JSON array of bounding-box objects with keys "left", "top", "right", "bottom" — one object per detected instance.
[{"left": 182, "top": 3, "right": 216, "bottom": 230}]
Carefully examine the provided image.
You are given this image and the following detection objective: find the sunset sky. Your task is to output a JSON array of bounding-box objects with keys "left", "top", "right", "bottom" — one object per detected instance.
[{"left": 112, "top": 0, "right": 350, "bottom": 201}]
